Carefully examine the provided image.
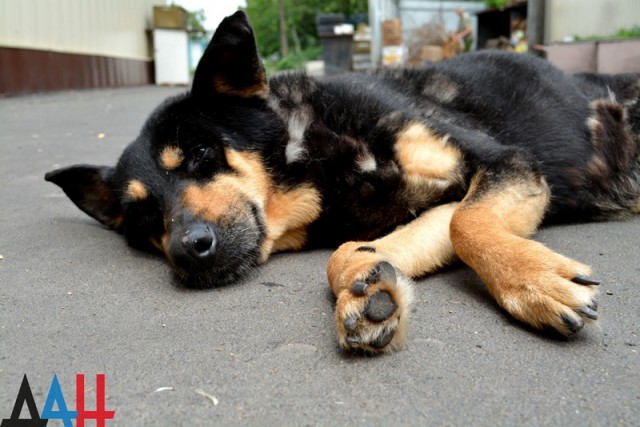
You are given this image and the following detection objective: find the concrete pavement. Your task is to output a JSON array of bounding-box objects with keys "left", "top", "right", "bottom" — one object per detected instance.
[{"left": 0, "top": 86, "right": 638, "bottom": 426}]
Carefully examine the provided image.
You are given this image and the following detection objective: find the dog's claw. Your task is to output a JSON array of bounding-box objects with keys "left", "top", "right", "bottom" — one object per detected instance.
[
  {"left": 366, "top": 261, "right": 396, "bottom": 285},
  {"left": 561, "top": 313, "right": 584, "bottom": 335},
  {"left": 572, "top": 275, "right": 600, "bottom": 286},
  {"left": 364, "top": 291, "right": 398, "bottom": 323},
  {"left": 352, "top": 282, "right": 369, "bottom": 295},
  {"left": 579, "top": 306, "right": 598, "bottom": 320},
  {"left": 346, "top": 335, "right": 360, "bottom": 346}
]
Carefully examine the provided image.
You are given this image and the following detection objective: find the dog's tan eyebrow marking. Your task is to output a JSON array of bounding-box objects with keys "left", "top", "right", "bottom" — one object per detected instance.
[
  {"left": 160, "top": 146, "right": 184, "bottom": 170},
  {"left": 126, "top": 179, "right": 148, "bottom": 201}
]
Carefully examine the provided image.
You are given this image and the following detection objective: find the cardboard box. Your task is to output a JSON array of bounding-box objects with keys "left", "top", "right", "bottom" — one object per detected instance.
[
  {"left": 153, "top": 6, "right": 187, "bottom": 30},
  {"left": 382, "top": 19, "right": 402, "bottom": 46}
]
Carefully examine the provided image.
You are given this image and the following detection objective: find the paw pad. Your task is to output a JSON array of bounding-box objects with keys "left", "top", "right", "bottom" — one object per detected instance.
[
  {"left": 371, "top": 328, "right": 396, "bottom": 348},
  {"left": 336, "top": 260, "right": 414, "bottom": 353},
  {"left": 364, "top": 291, "right": 397, "bottom": 322}
]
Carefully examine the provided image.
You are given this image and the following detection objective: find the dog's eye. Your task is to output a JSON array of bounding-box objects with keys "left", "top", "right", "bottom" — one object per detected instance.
[
  {"left": 193, "top": 146, "right": 208, "bottom": 162},
  {"left": 188, "top": 145, "right": 214, "bottom": 174}
]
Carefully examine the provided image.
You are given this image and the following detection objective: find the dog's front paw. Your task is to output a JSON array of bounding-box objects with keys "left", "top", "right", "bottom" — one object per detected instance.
[
  {"left": 334, "top": 259, "right": 414, "bottom": 353},
  {"left": 487, "top": 241, "right": 600, "bottom": 336}
]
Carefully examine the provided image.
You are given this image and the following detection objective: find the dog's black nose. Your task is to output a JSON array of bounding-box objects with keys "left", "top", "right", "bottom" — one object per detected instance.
[
  {"left": 171, "top": 221, "right": 217, "bottom": 272},
  {"left": 182, "top": 223, "right": 216, "bottom": 260}
]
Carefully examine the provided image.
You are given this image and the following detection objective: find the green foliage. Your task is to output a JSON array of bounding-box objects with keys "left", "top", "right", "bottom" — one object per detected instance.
[
  {"left": 614, "top": 26, "right": 640, "bottom": 39},
  {"left": 484, "top": 0, "right": 508, "bottom": 9},
  {"left": 264, "top": 46, "right": 323, "bottom": 74},
  {"left": 187, "top": 9, "right": 209, "bottom": 41},
  {"left": 574, "top": 26, "right": 640, "bottom": 41},
  {"left": 244, "top": 0, "right": 368, "bottom": 58}
]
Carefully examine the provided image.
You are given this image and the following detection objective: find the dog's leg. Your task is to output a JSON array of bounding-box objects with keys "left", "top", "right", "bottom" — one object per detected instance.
[
  {"left": 327, "top": 202, "right": 458, "bottom": 353},
  {"left": 450, "top": 160, "right": 600, "bottom": 336}
]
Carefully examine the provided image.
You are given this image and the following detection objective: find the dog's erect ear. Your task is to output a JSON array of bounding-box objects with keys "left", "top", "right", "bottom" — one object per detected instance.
[
  {"left": 191, "top": 10, "right": 268, "bottom": 101},
  {"left": 45, "top": 165, "right": 124, "bottom": 231}
]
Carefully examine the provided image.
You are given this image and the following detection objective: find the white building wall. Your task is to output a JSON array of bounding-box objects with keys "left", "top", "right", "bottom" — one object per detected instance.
[
  {"left": 0, "top": 0, "right": 164, "bottom": 60},
  {"left": 546, "top": 0, "right": 640, "bottom": 42}
]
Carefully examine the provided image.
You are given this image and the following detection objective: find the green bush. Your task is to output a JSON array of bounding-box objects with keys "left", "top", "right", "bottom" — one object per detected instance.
[
  {"left": 485, "top": 0, "right": 508, "bottom": 9},
  {"left": 574, "top": 26, "right": 640, "bottom": 41},
  {"left": 614, "top": 26, "right": 640, "bottom": 39},
  {"left": 265, "top": 46, "right": 323, "bottom": 74}
]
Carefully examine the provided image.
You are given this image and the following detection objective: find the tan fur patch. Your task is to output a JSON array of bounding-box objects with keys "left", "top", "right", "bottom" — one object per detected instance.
[
  {"left": 374, "top": 203, "right": 459, "bottom": 277},
  {"left": 259, "top": 185, "right": 322, "bottom": 261},
  {"left": 395, "top": 123, "right": 462, "bottom": 180},
  {"left": 463, "top": 173, "right": 550, "bottom": 238},
  {"left": 181, "top": 150, "right": 269, "bottom": 222},
  {"left": 326, "top": 204, "right": 458, "bottom": 284},
  {"left": 213, "top": 78, "right": 269, "bottom": 100},
  {"left": 395, "top": 123, "right": 463, "bottom": 209},
  {"left": 449, "top": 171, "right": 597, "bottom": 334},
  {"left": 182, "top": 182, "right": 240, "bottom": 223},
  {"left": 270, "top": 227, "right": 308, "bottom": 253},
  {"left": 150, "top": 235, "right": 165, "bottom": 253},
  {"left": 223, "top": 150, "right": 271, "bottom": 208},
  {"left": 450, "top": 171, "right": 553, "bottom": 289},
  {"left": 160, "top": 146, "right": 184, "bottom": 171},
  {"left": 179, "top": 148, "right": 321, "bottom": 262},
  {"left": 160, "top": 233, "right": 170, "bottom": 257},
  {"left": 223, "top": 149, "right": 322, "bottom": 260},
  {"left": 126, "top": 179, "right": 148, "bottom": 201}
]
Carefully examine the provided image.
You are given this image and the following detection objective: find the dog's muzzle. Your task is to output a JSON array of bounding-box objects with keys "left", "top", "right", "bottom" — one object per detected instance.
[{"left": 163, "top": 203, "right": 265, "bottom": 287}]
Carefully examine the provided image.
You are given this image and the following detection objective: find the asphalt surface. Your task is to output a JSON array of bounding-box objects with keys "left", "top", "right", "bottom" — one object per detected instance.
[{"left": 1, "top": 86, "right": 639, "bottom": 426}]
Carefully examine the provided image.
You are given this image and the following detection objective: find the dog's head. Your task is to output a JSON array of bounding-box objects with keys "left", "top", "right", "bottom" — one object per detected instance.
[{"left": 45, "top": 11, "right": 285, "bottom": 287}]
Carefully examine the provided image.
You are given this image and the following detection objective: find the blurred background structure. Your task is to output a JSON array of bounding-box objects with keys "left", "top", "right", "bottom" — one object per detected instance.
[
  {"left": 1, "top": 0, "right": 162, "bottom": 95},
  {"left": 0, "top": 0, "right": 638, "bottom": 96},
  {"left": 0, "top": 0, "right": 243, "bottom": 95}
]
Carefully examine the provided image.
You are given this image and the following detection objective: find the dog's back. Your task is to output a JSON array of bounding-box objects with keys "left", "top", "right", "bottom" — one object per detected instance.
[{"left": 266, "top": 51, "right": 640, "bottom": 228}]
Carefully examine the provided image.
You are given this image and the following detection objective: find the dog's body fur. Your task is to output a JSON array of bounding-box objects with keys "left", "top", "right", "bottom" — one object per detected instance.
[{"left": 46, "top": 12, "right": 640, "bottom": 353}]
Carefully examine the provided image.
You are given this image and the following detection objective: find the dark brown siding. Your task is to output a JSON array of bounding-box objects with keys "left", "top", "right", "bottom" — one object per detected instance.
[{"left": 0, "top": 47, "right": 154, "bottom": 96}]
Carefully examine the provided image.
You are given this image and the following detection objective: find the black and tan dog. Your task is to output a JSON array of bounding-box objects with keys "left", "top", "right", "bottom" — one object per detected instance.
[{"left": 45, "top": 11, "right": 640, "bottom": 353}]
